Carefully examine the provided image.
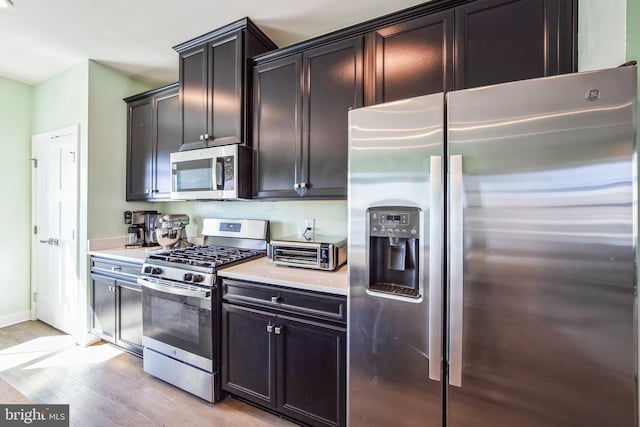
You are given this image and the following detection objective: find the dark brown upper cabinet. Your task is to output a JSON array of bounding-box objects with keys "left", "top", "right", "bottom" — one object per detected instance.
[
  {"left": 454, "top": 0, "right": 577, "bottom": 89},
  {"left": 125, "top": 83, "right": 179, "bottom": 201},
  {"left": 364, "top": 9, "right": 455, "bottom": 105},
  {"left": 174, "top": 18, "right": 277, "bottom": 151},
  {"left": 252, "top": 36, "right": 364, "bottom": 199},
  {"left": 250, "top": 0, "right": 575, "bottom": 201},
  {"left": 365, "top": 0, "right": 575, "bottom": 103}
]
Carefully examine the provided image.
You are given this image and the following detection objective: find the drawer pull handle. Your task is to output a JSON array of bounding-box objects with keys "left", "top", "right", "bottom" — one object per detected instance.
[
  {"left": 271, "top": 296, "right": 280, "bottom": 303},
  {"left": 111, "top": 267, "right": 122, "bottom": 272}
]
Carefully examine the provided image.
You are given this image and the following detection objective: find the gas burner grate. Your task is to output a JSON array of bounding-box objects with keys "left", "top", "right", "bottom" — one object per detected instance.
[{"left": 148, "top": 245, "right": 264, "bottom": 269}]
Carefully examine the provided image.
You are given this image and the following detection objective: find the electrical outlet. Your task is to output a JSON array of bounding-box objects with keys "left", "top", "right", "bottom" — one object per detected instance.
[
  {"left": 305, "top": 218, "right": 315, "bottom": 233},
  {"left": 302, "top": 219, "right": 315, "bottom": 240}
]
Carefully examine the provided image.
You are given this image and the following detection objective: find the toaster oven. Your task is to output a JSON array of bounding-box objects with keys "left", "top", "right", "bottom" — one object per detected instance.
[{"left": 268, "top": 235, "right": 347, "bottom": 271}]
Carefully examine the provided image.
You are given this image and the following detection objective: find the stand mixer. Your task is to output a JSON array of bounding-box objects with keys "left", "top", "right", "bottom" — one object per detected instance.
[{"left": 156, "top": 214, "right": 193, "bottom": 250}]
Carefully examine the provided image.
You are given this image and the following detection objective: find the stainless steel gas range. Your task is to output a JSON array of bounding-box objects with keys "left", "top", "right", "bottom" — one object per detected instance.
[{"left": 137, "top": 218, "right": 269, "bottom": 402}]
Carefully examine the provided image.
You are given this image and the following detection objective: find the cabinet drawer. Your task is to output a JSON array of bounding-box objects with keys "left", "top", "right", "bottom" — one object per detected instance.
[
  {"left": 223, "top": 279, "right": 346, "bottom": 324},
  {"left": 91, "top": 257, "right": 142, "bottom": 281}
]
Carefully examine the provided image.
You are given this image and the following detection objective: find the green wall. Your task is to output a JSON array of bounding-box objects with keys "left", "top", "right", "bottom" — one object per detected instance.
[
  {"left": 162, "top": 200, "right": 347, "bottom": 241},
  {"left": 0, "top": 77, "right": 32, "bottom": 323},
  {"left": 578, "top": 0, "right": 628, "bottom": 71},
  {"left": 31, "top": 63, "right": 89, "bottom": 136},
  {"left": 87, "top": 60, "right": 154, "bottom": 240}
]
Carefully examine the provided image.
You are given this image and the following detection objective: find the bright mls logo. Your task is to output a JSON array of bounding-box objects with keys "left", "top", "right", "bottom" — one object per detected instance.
[{"left": 1, "top": 405, "right": 69, "bottom": 426}]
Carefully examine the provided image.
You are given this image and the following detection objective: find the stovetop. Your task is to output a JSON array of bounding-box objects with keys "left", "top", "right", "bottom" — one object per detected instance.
[{"left": 146, "top": 245, "right": 265, "bottom": 270}]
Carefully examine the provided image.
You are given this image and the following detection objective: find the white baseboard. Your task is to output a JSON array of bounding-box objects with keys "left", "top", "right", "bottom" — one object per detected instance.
[{"left": 0, "top": 311, "right": 32, "bottom": 328}]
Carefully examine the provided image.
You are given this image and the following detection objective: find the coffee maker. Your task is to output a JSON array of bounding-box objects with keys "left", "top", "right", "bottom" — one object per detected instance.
[
  {"left": 367, "top": 207, "right": 420, "bottom": 298},
  {"left": 124, "top": 210, "right": 161, "bottom": 248}
]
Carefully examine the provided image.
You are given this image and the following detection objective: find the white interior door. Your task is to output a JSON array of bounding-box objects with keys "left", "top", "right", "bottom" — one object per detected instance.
[{"left": 32, "top": 126, "right": 79, "bottom": 335}]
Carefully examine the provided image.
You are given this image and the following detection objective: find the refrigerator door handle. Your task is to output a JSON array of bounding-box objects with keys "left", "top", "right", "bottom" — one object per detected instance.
[
  {"left": 449, "top": 154, "right": 464, "bottom": 387},
  {"left": 428, "top": 155, "right": 443, "bottom": 381}
]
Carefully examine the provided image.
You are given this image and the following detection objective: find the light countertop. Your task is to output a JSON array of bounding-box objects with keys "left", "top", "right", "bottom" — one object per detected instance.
[
  {"left": 88, "top": 240, "right": 348, "bottom": 296},
  {"left": 88, "top": 246, "right": 162, "bottom": 263},
  {"left": 218, "top": 257, "right": 347, "bottom": 296}
]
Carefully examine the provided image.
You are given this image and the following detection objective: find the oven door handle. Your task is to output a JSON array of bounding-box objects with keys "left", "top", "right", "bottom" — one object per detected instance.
[{"left": 137, "top": 278, "right": 211, "bottom": 299}]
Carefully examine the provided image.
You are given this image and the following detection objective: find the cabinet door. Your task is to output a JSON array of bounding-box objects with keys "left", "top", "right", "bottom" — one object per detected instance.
[
  {"left": 222, "top": 303, "right": 277, "bottom": 409},
  {"left": 301, "top": 37, "right": 363, "bottom": 199},
  {"left": 209, "top": 30, "right": 243, "bottom": 146},
  {"left": 277, "top": 316, "right": 346, "bottom": 427},
  {"left": 179, "top": 44, "right": 208, "bottom": 149},
  {"left": 126, "top": 98, "right": 154, "bottom": 200},
  {"left": 253, "top": 55, "right": 302, "bottom": 199},
  {"left": 91, "top": 275, "right": 117, "bottom": 341},
  {"left": 365, "top": 10, "right": 454, "bottom": 105},
  {"left": 117, "top": 280, "right": 143, "bottom": 355},
  {"left": 455, "top": 0, "right": 576, "bottom": 89},
  {"left": 154, "top": 87, "right": 180, "bottom": 198}
]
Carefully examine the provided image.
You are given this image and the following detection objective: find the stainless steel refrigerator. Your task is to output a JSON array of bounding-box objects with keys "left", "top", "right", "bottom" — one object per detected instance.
[{"left": 347, "top": 65, "right": 637, "bottom": 427}]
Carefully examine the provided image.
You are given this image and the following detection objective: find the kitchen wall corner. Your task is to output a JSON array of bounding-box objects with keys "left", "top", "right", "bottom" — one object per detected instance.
[{"left": 0, "top": 75, "right": 32, "bottom": 319}]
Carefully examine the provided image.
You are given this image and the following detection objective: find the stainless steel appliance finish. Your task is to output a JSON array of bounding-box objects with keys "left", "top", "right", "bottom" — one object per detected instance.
[
  {"left": 140, "top": 218, "right": 269, "bottom": 403},
  {"left": 156, "top": 213, "right": 191, "bottom": 250},
  {"left": 170, "top": 144, "right": 251, "bottom": 200},
  {"left": 268, "top": 234, "right": 347, "bottom": 270},
  {"left": 347, "top": 66, "right": 638, "bottom": 427},
  {"left": 124, "top": 210, "right": 160, "bottom": 248}
]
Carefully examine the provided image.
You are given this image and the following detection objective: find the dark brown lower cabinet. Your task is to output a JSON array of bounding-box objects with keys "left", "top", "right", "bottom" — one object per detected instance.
[
  {"left": 90, "top": 257, "right": 143, "bottom": 357},
  {"left": 222, "top": 298, "right": 346, "bottom": 427},
  {"left": 277, "top": 316, "right": 346, "bottom": 427},
  {"left": 222, "top": 304, "right": 277, "bottom": 408}
]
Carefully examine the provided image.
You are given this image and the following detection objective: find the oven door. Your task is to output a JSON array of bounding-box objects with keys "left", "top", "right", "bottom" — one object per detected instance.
[{"left": 138, "top": 277, "right": 214, "bottom": 368}]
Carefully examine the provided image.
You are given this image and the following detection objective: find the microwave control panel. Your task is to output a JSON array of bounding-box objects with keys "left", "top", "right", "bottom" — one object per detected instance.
[{"left": 222, "top": 156, "right": 234, "bottom": 190}]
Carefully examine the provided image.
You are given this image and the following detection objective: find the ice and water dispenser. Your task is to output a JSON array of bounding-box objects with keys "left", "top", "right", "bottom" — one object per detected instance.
[{"left": 368, "top": 207, "right": 420, "bottom": 298}]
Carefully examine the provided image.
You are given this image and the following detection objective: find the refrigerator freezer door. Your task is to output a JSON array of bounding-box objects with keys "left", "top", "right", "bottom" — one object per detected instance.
[
  {"left": 446, "top": 66, "right": 637, "bottom": 427},
  {"left": 348, "top": 94, "right": 445, "bottom": 427}
]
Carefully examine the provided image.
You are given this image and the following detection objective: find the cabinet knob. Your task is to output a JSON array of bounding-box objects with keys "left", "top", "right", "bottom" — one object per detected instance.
[
  {"left": 266, "top": 323, "right": 274, "bottom": 333},
  {"left": 199, "top": 134, "right": 204, "bottom": 140},
  {"left": 293, "top": 183, "right": 299, "bottom": 189},
  {"left": 274, "top": 326, "right": 282, "bottom": 335},
  {"left": 271, "top": 296, "right": 280, "bottom": 303},
  {"left": 299, "top": 182, "right": 307, "bottom": 189},
  {"left": 204, "top": 133, "right": 209, "bottom": 140}
]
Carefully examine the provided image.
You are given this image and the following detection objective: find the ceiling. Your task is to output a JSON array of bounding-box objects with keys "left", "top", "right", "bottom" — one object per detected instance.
[{"left": 0, "top": 0, "right": 428, "bottom": 86}]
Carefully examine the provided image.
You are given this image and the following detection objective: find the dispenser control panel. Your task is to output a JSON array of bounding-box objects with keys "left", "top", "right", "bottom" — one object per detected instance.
[{"left": 369, "top": 207, "right": 420, "bottom": 239}]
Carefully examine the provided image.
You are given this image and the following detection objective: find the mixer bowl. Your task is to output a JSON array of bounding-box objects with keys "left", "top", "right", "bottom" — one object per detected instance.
[{"left": 156, "top": 228, "right": 181, "bottom": 250}]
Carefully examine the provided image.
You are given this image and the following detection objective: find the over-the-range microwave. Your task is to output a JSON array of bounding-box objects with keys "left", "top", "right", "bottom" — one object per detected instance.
[{"left": 170, "top": 144, "right": 251, "bottom": 200}]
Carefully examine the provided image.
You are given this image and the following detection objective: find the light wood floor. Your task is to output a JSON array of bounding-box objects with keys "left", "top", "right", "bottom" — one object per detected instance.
[{"left": 0, "top": 321, "right": 298, "bottom": 427}]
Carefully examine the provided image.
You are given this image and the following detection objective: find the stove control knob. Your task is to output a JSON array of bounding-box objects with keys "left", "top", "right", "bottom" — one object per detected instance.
[
  {"left": 183, "top": 273, "right": 193, "bottom": 282},
  {"left": 143, "top": 266, "right": 153, "bottom": 274},
  {"left": 151, "top": 267, "right": 162, "bottom": 275},
  {"left": 193, "top": 275, "right": 204, "bottom": 283}
]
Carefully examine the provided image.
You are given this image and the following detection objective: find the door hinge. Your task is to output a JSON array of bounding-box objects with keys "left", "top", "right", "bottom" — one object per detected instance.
[
  {"left": 30, "top": 158, "right": 37, "bottom": 168},
  {"left": 32, "top": 292, "right": 38, "bottom": 303},
  {"left": 33, "top": 225, "right": 37, "bottom": 235}
]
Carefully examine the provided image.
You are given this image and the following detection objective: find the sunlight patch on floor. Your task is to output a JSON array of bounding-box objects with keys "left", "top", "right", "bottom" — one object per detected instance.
[
  {"left": 0, "top": 335, "right": 123, "bottom": 372},
  {"left": 24, "top": 343, "right": 123, "bottom": 370}
]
